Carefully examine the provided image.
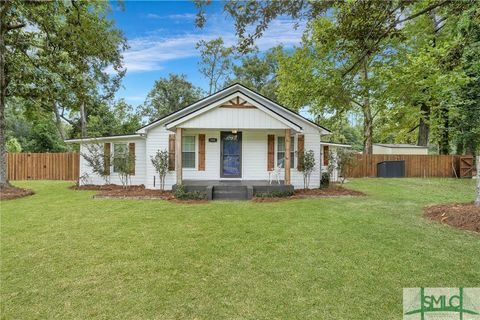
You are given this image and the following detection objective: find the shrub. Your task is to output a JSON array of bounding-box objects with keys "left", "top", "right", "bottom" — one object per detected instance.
[
  {"left": 81, "top": 143, "right": 111, "bottom": 184},
  {"left": 150, "top": 149, "right": 169, "bottom": 190},
  {"left": 302, "top": 150, "right": 316, "bottom": 188},
  {"left": 254, "top": 190, "right": 294, "bottom": 198},
  {"left": 173, "top": 185, "right": 207, "bottom": 200},
  {"left": 321, "top": 172, "right": 330, "bottom": 189}
]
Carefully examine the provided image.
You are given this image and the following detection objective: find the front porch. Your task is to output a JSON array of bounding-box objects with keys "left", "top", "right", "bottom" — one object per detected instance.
[{"left": 173, "top": 180, "right": 294, "bottom": 200}]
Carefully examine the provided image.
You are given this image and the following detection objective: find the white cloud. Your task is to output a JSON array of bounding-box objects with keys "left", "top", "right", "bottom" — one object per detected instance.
[
  {"left": 122, "top": 18, "right": 305, "bottom": 73},
  {"left": 146, "top": 13, "right": 196, "bottom": 20}
]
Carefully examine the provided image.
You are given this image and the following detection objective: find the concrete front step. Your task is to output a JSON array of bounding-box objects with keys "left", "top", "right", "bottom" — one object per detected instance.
[{"left": 212, "top": 185, "right": 252, "bottom": 200}]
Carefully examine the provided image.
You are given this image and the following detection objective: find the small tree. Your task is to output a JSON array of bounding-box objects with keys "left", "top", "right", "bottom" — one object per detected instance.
[
  {"left": 81, "top": 143, "right": 111, "bottom": 184},
  {"left": 475, "top": 155, "right": 480, "bottom": 207},
  {"left": 329, "top": 148, "right": 356, "bottom": 184},
  {"left": 151, "top": 149, "right": 169, "bottom": 190},
  {"left": 113, "top": 150, "right": 135, "bottom": 188},
  {"left": 302, "top": 150, "right": 315, "bottom": 189}
]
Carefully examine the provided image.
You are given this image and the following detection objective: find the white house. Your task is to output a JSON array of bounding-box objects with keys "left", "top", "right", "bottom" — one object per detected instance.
[
  {"left": 67, "top": 84, "right": 345, "bottom": 199},
  {"left": 372, "top": 144, "right": 428, "bottom": 155}
]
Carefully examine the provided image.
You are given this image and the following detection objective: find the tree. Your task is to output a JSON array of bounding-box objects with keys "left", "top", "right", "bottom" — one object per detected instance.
[
  {"left": 276, "top": 12, "right": 393, "bottom": 154},
  {"left": 81, "top": 143, "right": 111, "bottom": 184},
  {"left": 330, "top": 148, "right": 356, "bottom": 184},
  {"left": 476, "top": 155, "right": 480, "bottom": 207},
  {"left": 195, "top": 0, "right": 468, "bottom": 154},
  {"left": 0, "top": 1, "right": 126, "bottom": 187},
  {"left": 228, "top": 47, "right": 281, "bottom": 101},
  {"left": 196, "top": 37, "right": 233, "bottom": 94},
  {"left": 77, "top": 99, "right": 141, "bottom": 138},
  {"left": 5, "top": 137, "right": 21, "bottom": 153},
  {"left": 142, "top": 74, "right": 203, "bottom": 121},
  {"left": 150, "top": 150, "right": 169, "bottom": 191},
  {"left": 112, "top": 148, "right": 135, "bottom": 188},
  {"left": 302, "top": 150, "right": 315, "bottom": 189}
]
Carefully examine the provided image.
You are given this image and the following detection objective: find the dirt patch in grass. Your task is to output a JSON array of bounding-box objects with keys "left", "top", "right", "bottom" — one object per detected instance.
[
  {"left": 424, "top": 203, "right": 480, "bottom": 233},
  {"left": 253, "top": 185, "right": 366, "bottom": 202},
  {"left": 0, "top": 186, "right": 34, "bottom": 201}
]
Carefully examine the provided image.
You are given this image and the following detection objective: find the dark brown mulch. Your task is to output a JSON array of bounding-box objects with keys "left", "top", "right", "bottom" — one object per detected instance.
[
  {"left": 71, "top": 184, "right": 206, "bottom": 203},
  {"left": 424, "top": 203, "right": 480, "bottom": 233},
  {"left": 253, "top": 185, "right": 366, "bottom": 202},
  {"left": 71, "top": 184, "right": 173, "bottom": 200},
  {"left": 0, "top": 186, "right": 34, "bottom": 201}
]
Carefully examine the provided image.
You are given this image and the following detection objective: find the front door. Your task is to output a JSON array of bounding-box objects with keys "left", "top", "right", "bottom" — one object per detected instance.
[{"left": 220, "top": 131, "right": 242, "bottom": 178}]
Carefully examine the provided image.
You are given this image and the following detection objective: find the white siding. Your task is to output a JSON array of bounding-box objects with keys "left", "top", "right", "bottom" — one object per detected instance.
[
  {"left": 144, "top": 126, "right": 176, "bottom": 190},
  {"left": 178, "top": 107, "right": 290, "bottom": 130},
  {"left": 79, "top": 138, "right": 146, "bottom": 186}
]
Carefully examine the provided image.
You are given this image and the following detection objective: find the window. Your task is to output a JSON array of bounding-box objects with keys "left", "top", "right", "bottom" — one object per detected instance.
[
  {"left": 113, "top": 143, "right": 127, "bottom": 173},
  {"left": 323, "top": 145, "right": 329, "bottom": 166},
  {"left": 277, "top": 136, "right": 294, "bottom": 168},
  {"left": 182, "top": 136, "right": 196, "bottom": 168}
]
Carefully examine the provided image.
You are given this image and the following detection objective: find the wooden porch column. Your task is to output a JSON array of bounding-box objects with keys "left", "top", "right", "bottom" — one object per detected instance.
[
  {"left": 285, "top": 129, "right": 291, "bottom": 185},
  {"left": 175, "top": 128, "right": 182, "bottom": 185}
]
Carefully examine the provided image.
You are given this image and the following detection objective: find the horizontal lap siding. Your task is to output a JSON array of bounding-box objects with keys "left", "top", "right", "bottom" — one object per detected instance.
[
  {"left": 145, "top": 126, "right": 177, "bottom": 190},
  {"left": 79, "top": 139, "right": 146, "bottom": 185}
]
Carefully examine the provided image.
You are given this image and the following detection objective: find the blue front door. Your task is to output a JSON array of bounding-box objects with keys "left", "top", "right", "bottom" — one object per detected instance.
[{"left": 221, "top": 132, "right": 242, "bottom": 178}]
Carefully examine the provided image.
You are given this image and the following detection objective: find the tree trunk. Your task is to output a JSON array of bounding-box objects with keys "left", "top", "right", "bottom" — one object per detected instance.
[
  {"left": 0, "top": 17, "right": 10, "bottom": 188},
  {"left": 53, "top": 103, "right": 66, "bottom": 140},
  {"left": 438, "top": 105, "right": 450, "bottom": 155},
  {"left": 362, "top": 59, "right": 373, "bottom": 155},
  {"left": 79, "top": 100, "right": 87, "bottom": 138},
  {"left": 476, "top": 155, "right": 480, "bottom": 207},
  {"left": 417, "top": 103, "right": 430, "bottom": 146}
]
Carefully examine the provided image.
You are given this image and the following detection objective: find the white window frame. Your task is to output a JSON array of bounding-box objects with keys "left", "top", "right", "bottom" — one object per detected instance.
[
  {"left": 276, "top": 135, "right": 295, "bottom": 169},
  {"left": 182, "top": 135, "right": 196, "bottom": 169},
  {"left": 112, "top": 143, "right": 128, "bottom": 173}
]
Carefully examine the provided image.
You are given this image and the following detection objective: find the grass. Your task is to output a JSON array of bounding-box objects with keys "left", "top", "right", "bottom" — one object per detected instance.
[{"left": 1, "top": 179, "right": 479, "bottom": 319}]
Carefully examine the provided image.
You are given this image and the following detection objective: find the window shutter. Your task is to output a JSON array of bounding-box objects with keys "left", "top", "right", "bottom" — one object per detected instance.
[
  {"left": 297, "top": 134, "right": 305, "bottom": 171},
  {"left": 198, "top": 134, "right": 205, "bottom": 171},
  {"left": 103, "top": 143, "right": 111, "bottom": 175},
  {"left": 267, "top": 134, "right": 275, "bottom": 171},
  {"left": 128, "top": 143, "right": 135, "bottom": 175},
  {"left": 323, "top": 145, "right": 329, "bottom": 166},
  {"left": 168, "top": 134, "right": 175, "bottom": 170}
]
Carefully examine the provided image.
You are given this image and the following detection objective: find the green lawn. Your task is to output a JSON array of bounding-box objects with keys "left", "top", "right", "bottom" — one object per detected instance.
[{"left": 1, "top": 179, "right": 479, "bottom": 319}]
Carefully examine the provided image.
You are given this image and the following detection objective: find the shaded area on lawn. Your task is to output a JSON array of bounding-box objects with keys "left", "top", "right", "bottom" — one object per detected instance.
[
  {"left": 425, "top": 203, "right": 480, "bottom": 233},
  {"left": 0, "top": 186, "right": 34, "bottom": 200}
]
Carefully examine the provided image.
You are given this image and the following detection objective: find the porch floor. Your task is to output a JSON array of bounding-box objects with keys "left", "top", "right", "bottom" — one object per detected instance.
[
  {"left": 182, "top": 180, "right": 286, "bottom": 187},
  {"left": 174, "top": 180, "right": 293, "bottom": 200}
]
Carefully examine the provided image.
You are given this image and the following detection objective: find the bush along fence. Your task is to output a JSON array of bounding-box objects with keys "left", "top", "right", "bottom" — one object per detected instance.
[
  {"left": 7, "top": 153, "right": 80, "bottom": 181},
  {"left": 345, "top": 154, "right": 473, "bottom": 178}
]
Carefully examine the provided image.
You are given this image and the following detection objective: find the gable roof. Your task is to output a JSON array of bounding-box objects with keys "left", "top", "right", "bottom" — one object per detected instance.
[{"left": 136, "top": 83, "right": 331, "bottom": 134}]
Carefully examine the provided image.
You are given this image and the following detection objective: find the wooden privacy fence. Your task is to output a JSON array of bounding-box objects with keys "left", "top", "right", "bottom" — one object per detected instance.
[
  {"left": 7, "top": 153, "right": 80, "bottom": 181},
  {"left": 345, "top": 154, "right": 472, "bottom": 178}
]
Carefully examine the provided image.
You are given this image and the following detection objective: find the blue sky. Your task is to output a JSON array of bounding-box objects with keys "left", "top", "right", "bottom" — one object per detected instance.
[{"left": 109, "top": 1, "right": 306, "bottom": 107}]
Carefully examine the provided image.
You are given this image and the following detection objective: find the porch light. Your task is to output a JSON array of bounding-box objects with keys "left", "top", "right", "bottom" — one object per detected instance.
[{"left": 231, "top": 129, "right": 237, "bottom": 134}]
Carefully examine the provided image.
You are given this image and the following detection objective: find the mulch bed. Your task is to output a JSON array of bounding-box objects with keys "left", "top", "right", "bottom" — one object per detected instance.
[
  {"left": 0, "top": 186, "right": 34, "bottom": 201},
  {"left": 253, "top": 185, "right": 366, "bottom": 202},
  {"left": 424, "top": 203, "right": 480, "bottom": 233},
  {"left": 71, "top": 184, "right": 173, "bottom": 200},
  {"left": 71, "top": 184, "right": 209, "bottom": 203}
]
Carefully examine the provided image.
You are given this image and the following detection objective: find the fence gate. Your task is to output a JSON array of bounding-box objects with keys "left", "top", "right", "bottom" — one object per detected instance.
[
  {"left": 459, "top": 156, "right": 473, "bottom": 178},
  {"left": 7, "top": 153, "right": 80, "bottom": 181}
]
